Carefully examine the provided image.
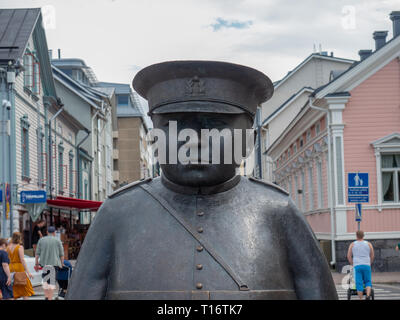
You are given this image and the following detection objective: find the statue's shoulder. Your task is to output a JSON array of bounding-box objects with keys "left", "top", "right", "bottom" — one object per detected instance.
[
  {"left": 109, "top": 178, "right": 152, "bottom": 199},
  {"left": 247, "top": 176, "right": 289, "bottom": 196}
]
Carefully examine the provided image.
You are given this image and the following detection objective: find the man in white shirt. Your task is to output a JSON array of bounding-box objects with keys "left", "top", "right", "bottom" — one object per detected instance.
[{"left": 347, "top": 230, "right": 374, "bottom": 300}]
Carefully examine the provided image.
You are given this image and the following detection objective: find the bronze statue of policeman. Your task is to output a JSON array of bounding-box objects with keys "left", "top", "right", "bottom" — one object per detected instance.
[{"left": 66, "top": 61, "right": 338, "bottom": 300}]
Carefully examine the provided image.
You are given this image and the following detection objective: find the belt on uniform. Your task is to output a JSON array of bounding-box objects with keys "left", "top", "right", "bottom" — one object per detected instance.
[{"left": 107, "top": 289, "right": 298, "bottom": 300}]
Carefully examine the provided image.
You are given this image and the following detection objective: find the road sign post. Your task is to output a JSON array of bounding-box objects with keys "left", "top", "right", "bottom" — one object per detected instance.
[
  {"left": 355, "top": 203, "right": 362, "bottom": 231},
  {"left": 348, "top": 173, "right": 369, "bottom": 230}
]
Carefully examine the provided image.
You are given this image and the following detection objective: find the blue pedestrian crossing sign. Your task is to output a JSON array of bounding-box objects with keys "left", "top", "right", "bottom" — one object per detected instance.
[{"left": 348, "top": 172, "right": 369, "bottom": 203}]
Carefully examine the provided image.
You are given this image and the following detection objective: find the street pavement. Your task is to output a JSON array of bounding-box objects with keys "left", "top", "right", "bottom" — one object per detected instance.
[
  {"left": 28, "top": 284, "right": 400, "bottom": 300},
  {"left": 336, "top": 283, "right": 400, "bottom": 300},
  {"left": 22, "top": 269, "right": 400, "bottom": 300}
]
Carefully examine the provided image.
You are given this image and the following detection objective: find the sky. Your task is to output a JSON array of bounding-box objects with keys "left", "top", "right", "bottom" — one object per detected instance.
[{"left": 1, "top": 0, "right": 399, "bottom": 88}]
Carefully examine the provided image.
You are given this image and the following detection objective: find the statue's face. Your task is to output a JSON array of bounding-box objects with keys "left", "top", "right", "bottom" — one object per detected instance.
[{"left": 152, "top": 112, "right": 253, "bottom": 187}]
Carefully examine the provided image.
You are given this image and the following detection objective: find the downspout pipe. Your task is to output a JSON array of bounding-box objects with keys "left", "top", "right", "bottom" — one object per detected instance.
[
  {"left": 309, "top": 97, "right": 336, "bottom": 268},
  {"left": 6, "top": 64, "right": 16, "bottom": 236},
  {"left": 76, "top": 129, "right": 91, "bottom": 199},
  {"left": 48, "top": 99, "right": 64, "bottom": 199}
]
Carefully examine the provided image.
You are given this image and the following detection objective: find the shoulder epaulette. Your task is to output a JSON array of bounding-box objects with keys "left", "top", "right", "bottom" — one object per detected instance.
[
  {"left": 109, "top": 178, "right": 152, "bottom": 198},
  {"left": 249, "top": 177, "right": 289, "bottom": 196}
]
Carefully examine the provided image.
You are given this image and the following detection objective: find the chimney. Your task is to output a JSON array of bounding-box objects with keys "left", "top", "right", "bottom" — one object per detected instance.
[
  {"left": 373, "top": 31, "right": 388, "bottom": 50},
  {"left": 358, "top": 49, "right": 372, "bottom": 60},
  {"left": 390, "top": 11, "right": 400, "bottom": 38},
  {"left": 48, "top": 49, "right": 53, "bottom": 60},
  {"left": 58, "top": 49, "right": 61, "bottom": 59}
]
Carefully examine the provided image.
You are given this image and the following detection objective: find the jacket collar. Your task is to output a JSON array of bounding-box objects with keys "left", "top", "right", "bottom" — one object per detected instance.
[{"left": 161, "top": 174, "right": 241, "bottom": 195}]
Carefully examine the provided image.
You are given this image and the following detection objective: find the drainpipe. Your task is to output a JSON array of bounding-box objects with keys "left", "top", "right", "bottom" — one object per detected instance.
[
  {"left": 76, "top": 129, "right": 91, "bottom": 199},
  {"left": 6, "top": 64, "right": 16, "bottom": 236},
  {"left": 309, "top": 97, "right": 336, "bottom": 268},
  {"left": 48, "top": 99, "right": 64, "bottom": 199},
  {"left": 1, "top": 95, "right": 10, "bottom": 237},
  {"left": 91, "top": 109, "right": 100, "bottom": 200}
]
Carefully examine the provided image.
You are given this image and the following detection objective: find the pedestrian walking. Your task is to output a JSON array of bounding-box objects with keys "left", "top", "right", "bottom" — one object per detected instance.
[
  {"left": 7, "top": 232, "right": 35, "bottom": 300},
  {"left": 347, "top": 230, "right": 374, "bottom": 300},
  {"left": 35, "top": 226, "right": 64, "bottom": 300},
  {"left": 0, "top": 238, "right": 13, "bottom": 300},
  {"left": 32, "top": 219, "right": 46, "bottom": 254}
]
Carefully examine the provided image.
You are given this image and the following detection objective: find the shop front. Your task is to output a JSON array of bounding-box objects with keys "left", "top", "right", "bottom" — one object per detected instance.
[
  {"left": 45, "top": 196, "right": 102, "bottom": 259},
  {"left": 20, "top": 191, "right": 102, "bottom": 259}
]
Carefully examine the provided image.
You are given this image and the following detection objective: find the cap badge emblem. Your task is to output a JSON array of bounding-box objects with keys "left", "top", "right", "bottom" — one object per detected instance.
[{"left": 186, "top": 76, "right": 205, "bottom": 96}]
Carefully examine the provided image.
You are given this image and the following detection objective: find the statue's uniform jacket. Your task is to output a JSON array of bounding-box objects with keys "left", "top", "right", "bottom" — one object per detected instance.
[{"left": 66, "top": 176, "right": 338, "bottom": 300}]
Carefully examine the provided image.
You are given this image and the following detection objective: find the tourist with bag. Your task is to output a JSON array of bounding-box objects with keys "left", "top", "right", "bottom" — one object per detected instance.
[{"left": 7, "top": 232, "right": 34, "bottom": 300}]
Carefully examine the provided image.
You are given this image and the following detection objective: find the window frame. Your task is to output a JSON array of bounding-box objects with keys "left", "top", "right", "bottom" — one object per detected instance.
[
  {"left": 381, "top": 153, "right": 400, "bottom": 203},
  {"left": 58, "top": 142, "right": 64, "bottom": 195},
  {"left": 23, "top": 49, "right": 41, "bottom": 95},
  {"left": 21, "top": 115, "right": 30, "bottom": 181}
]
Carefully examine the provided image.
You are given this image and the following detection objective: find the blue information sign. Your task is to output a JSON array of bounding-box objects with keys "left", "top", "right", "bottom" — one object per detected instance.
[
  {"left": 0, "top": 189, "right": 2, "bottom": 202},
  {"left": 348, "top": 173, "right": 369, "bottom": 203},
  {"left": 20, "top": 190, "right": 47, "bottom": 204}
]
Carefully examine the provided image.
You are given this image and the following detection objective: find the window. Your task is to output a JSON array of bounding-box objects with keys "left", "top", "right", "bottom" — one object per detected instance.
[
  {"left": 382, "top": 154, "right": 400, "bottom": 202},
  {"left": 61, "top": 69, "right": 72, "bottom": 77},
  {"left": 288, "top": 149, "right": 291, "bottom": 158},
  {"left": 84, "top": 179, "right": 88, "bottom": 200},
  {"left": 264, "top": 130, "right": 269, "bottom": 152},
  {"left": 308, "top": 165, "right": 314, "bottom": 211},
  {"left": 293, "top": 143, "right": 297, "bottom": 154},
  {"left": 316, "top": 122, "right": 321, "bottom": 135},
  {"left": 317, "top": 160, "right": 323, "bottom": 208},
  {"left": 301, "top": 170, "right": 306, "bottom": 212},
  {"left": 72, "top": 69, "right": 83, "bottom": 83},
  {"left": 21, "top": 115, "right": 30, "bottom": 180},
  {"left": 117, "top": 95, "right": 129, "bottom": 106},
  {"left": 23, "top": 50, "right": 40, "bottom": 95},
  {"left": 300, "top": 138, "right": 304, "bottom": 148},
  {"left": 69, "top": 151, "right": 74, "bottom": 196},
  {"left": 307, "top": 130, "right": 311, "bottom": 142},
  {"left": 58, "top": 142, "right": 64, "bottom": 194}
]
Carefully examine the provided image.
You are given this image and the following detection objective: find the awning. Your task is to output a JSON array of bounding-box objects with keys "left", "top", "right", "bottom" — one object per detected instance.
[{"left": 47, "top": 196, "right": 103, "bottom": 211}]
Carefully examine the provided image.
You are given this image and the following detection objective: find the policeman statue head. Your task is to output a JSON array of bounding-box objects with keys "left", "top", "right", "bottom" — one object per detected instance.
[{"left": 133, "top": 60, "right": 273, "bottom": 187}]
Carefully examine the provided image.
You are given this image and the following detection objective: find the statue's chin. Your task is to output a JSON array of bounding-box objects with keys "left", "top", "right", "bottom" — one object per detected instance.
[{"left": 161, "top": 163, "right": 237, "bottom": 187}]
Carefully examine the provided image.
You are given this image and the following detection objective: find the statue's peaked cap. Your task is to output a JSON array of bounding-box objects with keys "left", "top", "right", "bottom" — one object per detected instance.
[{"left": 132, "top": 60, "right": 274, "bottom": 118}]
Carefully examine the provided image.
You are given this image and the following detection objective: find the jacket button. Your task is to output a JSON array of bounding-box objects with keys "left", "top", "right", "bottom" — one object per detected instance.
[
  {"left": 196, "top": 283, "right": 203, "bottom": 290},
  {"left": 197, "top": 227, "right": 203, "bottom": 233},
  {"left": 196, "top": 264, "right": 203, "bottom": 270},
  {"left": 196, "top": 245, "right": 203, "bottom": 252}
]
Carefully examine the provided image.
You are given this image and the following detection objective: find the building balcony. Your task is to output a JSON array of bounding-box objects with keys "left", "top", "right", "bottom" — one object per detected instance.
[
  {"left": 113, "top": 170, "right": 119, "bottom": 181},
  {"left": 113, "top": 149, "right": 119, "bottom": 160}
]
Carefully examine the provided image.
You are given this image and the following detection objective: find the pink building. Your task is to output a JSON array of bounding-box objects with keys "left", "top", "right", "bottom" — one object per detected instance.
[{"left": 267, "top": 11, "right": 400, "bottom": 272}]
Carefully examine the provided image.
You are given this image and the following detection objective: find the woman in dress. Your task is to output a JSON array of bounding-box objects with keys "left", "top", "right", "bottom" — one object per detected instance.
[{"left": 7, "top": 232, "right": 34, "bottom": 299}]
